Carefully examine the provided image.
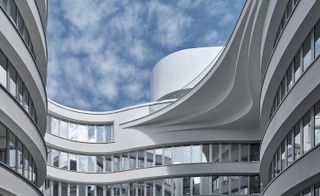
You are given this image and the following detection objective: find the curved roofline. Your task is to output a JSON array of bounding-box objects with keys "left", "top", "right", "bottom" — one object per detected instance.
[{"left": 48, "top": 98, "right": 175, "bottom": 115}]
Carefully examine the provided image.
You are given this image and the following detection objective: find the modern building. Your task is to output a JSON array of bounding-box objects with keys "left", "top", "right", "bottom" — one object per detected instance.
[
  {"left": 0, "top": 0, "right": 320, "bottom": 195},
  {"left": 0, "top": 0, "right": 48, "bottom": 195}
]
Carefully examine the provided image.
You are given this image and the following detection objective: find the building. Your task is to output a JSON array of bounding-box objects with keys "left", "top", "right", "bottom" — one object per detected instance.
[
  {"left": 0, "top": 0, "right": 48, "bottom": 195},
  {"left": 0, "top": 0, "right": 320, "bottom": 195}
]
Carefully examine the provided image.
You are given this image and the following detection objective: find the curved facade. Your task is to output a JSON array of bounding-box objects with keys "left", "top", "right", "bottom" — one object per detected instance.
[
  {"left": 0, "top": 0, "right": 47, "bottom": 195},
  {"left": 0, "top": 0, "right": 316, "bottom": 195},
  {"left": 42, "top": 0, "right": 320, "bottom": 196}
]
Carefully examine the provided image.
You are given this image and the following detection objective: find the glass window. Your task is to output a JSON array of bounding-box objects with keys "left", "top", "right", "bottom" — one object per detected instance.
[
  {"left": 231, "top": 144, "right": 239, "bottom": 162},
  {"left": 250, "top": 144, "right": 260, "bottom": 162},
  {"left": 277, "top": 148, "right": 281, "bottom": 172},
  {"left": 183, "top": 177, "right": 191, "bottom": 195},
  {"left": 287, "top": 131, "right": 293, "bottom": 165},
  {"left": 303, "top": 112, "right": 312, "bottom": 153},
  {"left": 8, "top": 64, "right": 17, "bottom": 97},
  {"left": 9, "top": 133, "right": 16, "bottom": 169},
  {"left": 239, "top": 176, "right": 248, "bottom": 194},
  {"left": 240, "top": 144, "right": 249, "bottom": 162},
  {"left": 303, "top": 188, "right": 311, "bottom": 196},
  {"left": 59, "top": 120, "right": 68, "bottom": 138},
  {"left": 315, "top": 21, "right": 320, "bottom": 58},
  {"left": 88, "top": 125, "right": 96, "bottom": 142},
  {"left": 315, "top": 183, "right": 320, "bottom": 196},
  {"left": 106, "top": 126, "right": 113, "bottom": 141},
  {"left": 68, "top": 123, "right": 78, "bottom": 141},
  {"left": 129, "top": 151, "right": 136, "bottom": 169},
  {"left": 97, "top": 185, "right": 104, "bottom": 196},
  {"left": 164, "top": 147, "right": 172, "bottom": 165},
  {"left": 191, "top": 145, "right": 201, "bottom": 163},
  {"left": 96, "top": 156, "right": 103, "bottom": 173},
  {"left": 250, "top": 176, "right": 260, "bottom": 194},
  {"left": 201, "top": 144, "right": 210, "bottom": 163},
  {"left": 69, "top": 153, "right": 77, "bottom": 171},
  {"left": 155, "top": 148, "right": 163, "bottom": 166},
  {"left": 59, "top": 152, "right": 68, "bottom": 169},
  {"left": 154, "top": 179, "right": 162, "bottom": 196},
  {"left": 53, "top": 181, "right": 59, "bottom": 196},
  {"left": 173, "top": 178, "right": 183, "bottom": 196},
  {"left": 191, "top": 177, "right": 200, "bottom": 195},
  {"left": 17, "top": 141, "right": 23, "bottom": 174},
  {"left": 230, "top": 176, "right": 239, "bottom": 194},
  {"left": 22, "top": 86, "right": 29, "bottom": 112},
  {"left": 212, "top": 144, "right": 219, "bottom": 162},
  {"left": 9, "top": 0, "right": 17, "bottom": 22},
  {"left": 52, "top": 149, "right": 59, "bottom": 168},
  {"left": 221, "top": 176, "right": 230, "bottom": 195},
  {"left": 280, "top": 78, "right": 286, "bottom": 100},
  {"left": 303, "top": 34, "right": 312, "bottom": 71},
  {"left": 96, "top": 126, "right": 105, "bottom": 143},
  {"left": 77, "top": 124, "right": 88, "bottom": 142},
  {"left": 61, "top": 183, "right": 68, "bottom": 196},
  {"left": 287, "top": 63, "right": 294, "bottom": 90},
  {"left": 146, "top": 149, "right": 154, "bottom": 167},
  {"left": 294, "top": 52, "right": 302, "bottom": 82},
  {"left": 106, "top": 155, "right": 112, "bottom": 172},
  {"left": 0, "top": 0, "right": 8, "bottom": 9},
  {"left": 212, "top": 176, "right": 220, "bottom": 195},
  {"left": 286, "top": 0, "right": 293, "bottom": 18},
  {"left": 50, "top": 117, "right": 59, "bottom": 136},
  {"left": 294, "top": 122, "right": 301, "bottom": 160},
  {"left": 0, "top": 51, "right": 7, "bottom": 87},
  {"left": 281, "top": 140, "right": 286, "bottom": 170},
  {"left": 173, "top": 146, "right": 184, "bottom": 164},
  {"left": 17, "top": 76, "right": 23, "bottom": 104},
  {"left": 78, "top": 155, "right": 87, "bottom": 172},
  {"left": 0, "top": 123, "right": 7, "bottom": 163},
  {"left": 137, "top": 150, "right": 144, "bottom": 168},
  {"left": 17, "top": 12, "right": 23, "bottom": 33},
  {"left": 113, "top": 154, "right": 120, "bottom": 172},
  {"left": 121, "top": 153, "right": 130, "bottom": 170},
  {"left": 146, "top": 181, "right": 154, "bottom": 196},
  {"left": 88, "top": 185, "right": 96, "bottom": 196},
  {"left": 315, "top": 103, "right": 320, "bottom": 146},
  {"left": 79, "top": 184, "right": 86, "bottom": 196}
]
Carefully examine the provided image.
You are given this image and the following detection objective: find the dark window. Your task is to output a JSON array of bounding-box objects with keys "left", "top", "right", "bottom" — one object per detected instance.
[{"left": 315, "top": 21, "right": 320, "bottom": 58}]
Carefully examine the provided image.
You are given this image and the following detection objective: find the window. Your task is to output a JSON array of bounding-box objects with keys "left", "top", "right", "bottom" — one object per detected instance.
[
  {"left": 286, "top": 0, "right": 293, "bottom": 18},
  {"left": 105, "top": 155, "right": 112, "bottom": 172},
  {"left": 303, "top": 112, "right": 312, "bottom": 153},
  {"left": 61, "top": 183, "right": 68, "bottom": 196},
  {"left": 287, "top": 63, "right": 294, "bottom": 91},
  {"left": 17, "top": 12, "right": 23, "bottom": 33},
  {"left": 78, "top": 155, "right": 87, "bottom": 172},
  {"left": 50, "top": 117, "right": 59, "bottom": 136},
  {"left": 17, "top": 77, "right": 23, "bottom": 104},
  {"left": 281, "top": 140, "right": 286, "bottom": 169},
  {"left": 88, "top": 125, "right": 96, "bottom": 142},
  {"left": 59, "top": 152, "right": 68, "bottom": 169},
  {"left": 53, "top": 181, "right": 59, "bottom": 196},
  {"left": 146, "top": 149, "right": 154, "bottom": 167},
  {"left": 77, "top": 124, "right": 88, "bottom": 142},
  {"left": 0, "top": 0, "right": 8, "bottom": 8},
  {"left": 280, "top": 78, "right": 286, "bottom": 100},
  {"left": 59, "top": 120, "right": 68, "bottom": 139},
  {"left": 96, "top": 126, "right": 105, "bottom": 143},
  {"left": 173, "top": 146, "right": 184, "bottom": 164},
  {"left": 0, "top": 123, "right": 6, "bottom": 163},
  {"left": 250, "top": 144, "right": 260, "bottom": 162},
  {"left": 0, "top": 51, "right": 6, "bottom": 87},
  {"left": 183, "top": 177, "right": 191, "bottom": 195},
  {"left": 9, "top": 133, "right": 16, "bottom": 169},
  {"left": 17, "top": 141, "right": 23, "bottom": 174},
  {"left": 164, "top": 147, "right": 172, "bottom": 165},
  {"left": 239, "top": 176, "right": 248, "bottom": 194},
  {"left": 231, "top": 144, "right": 239, "bottom": 162},
  {"left": 287, "top": 131, "right": 293, "bottom": 165},
  {"left": 212, "top": 176, "right": 220, "bottom": 195},
  {"left": 52, "top": 149, "right": 59, "bottom": 168},
  {"left": 294, "top": 122, "right": 301, "bottom": 160},
  {"left": 315, "top": 183, "right": 320, "bottom": 196},
  {"left": 192, "top": 177, "right": 200, "bottom": 195},
  {"left": 240, "top": 144, "right": 249, "bottom": 162},
  {"left": 191, "top": 145, "right": 201, "bottom": 163},
  {"left": 88, "top": 185, "right": 96, "bottom": 196},
  {"left": 303, "top": 34, "right": 312, "bottom": 70},
  {"left": 79, "top": 184, "right": 86, "bottom": 196},
  {"left": 250, "top": 176, "right": 260, "bottom": 194},
  {"left": 22, "top": 87, "right": 29, "bottom": 112},
  {"left": 315, "top": 21, "right": 320, "bottom": 58},
  {"left": 294, "top": 52, "right": 302, "bottom": 82},
  {"left": 315, "top": 103, "right": 320, "bottom": 146},
  {"left": 129, "top": 151, "right": 136, "bottom": 169},
  {"left": 303, "top": 188, "right": 311, "bottom": 196},
  {"left": 24, "top": 150, "right": 29, "bottom": 179},
  {"left": 8, "top": 64, "right": 16, "bottom": 97},
  {"left": 9, "top": 0, "right": 17, "bottom": 22},
  {"left": 212, "top": 144, "right": 219, "bottom": 162},
  {"left": 97, "top": 185, "right": 104, "bottom": 196},
  {"left": 96, "top": 156, "right": 103, "bottom": 173},
  {"left": 155, "top": 148, "right": 163, "bottom": 166},
  {"left": 221, "top": 144, "right": 230, "bottom": 162},
  {"left": 137, "top": 150, "right": 144, "bottom": 168},
  {"left": 69, "top": 154, "right": 77, "bottom": 171},
  {"left": 277, "top": 149, "right": 281, "bottom": 173},
  {"left": 201, "top": 144, "right": 210, "bottom": 163}
]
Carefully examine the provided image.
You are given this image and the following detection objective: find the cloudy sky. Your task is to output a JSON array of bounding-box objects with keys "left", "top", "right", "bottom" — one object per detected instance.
[{"left": 47, "top": 0, "right": 244, "bottom": 111}]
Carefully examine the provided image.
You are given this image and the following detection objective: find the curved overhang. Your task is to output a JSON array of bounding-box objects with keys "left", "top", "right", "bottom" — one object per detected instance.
[
  {"left": 121, "top": 0, "right": 262, "bottom": 131},
  {"left": 0, "top": 9, "right": 47, "bottom": 132},
  {"left": 47, "top": 162, "right": 259, "bottom": 184}
]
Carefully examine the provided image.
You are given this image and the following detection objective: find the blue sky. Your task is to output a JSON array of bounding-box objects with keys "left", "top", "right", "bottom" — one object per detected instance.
[{"left": 47, "top": 0, "right": 244, "bottom": 111}]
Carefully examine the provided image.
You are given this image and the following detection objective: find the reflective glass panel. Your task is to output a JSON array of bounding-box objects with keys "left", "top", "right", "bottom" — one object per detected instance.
[
  {"left": 231, "top": 144, "right": 239, "bottom": 162},
  {"left": 212, "top": 144, "right": 219, "bottom": 162},
  {"left": 77, "top": 124, "right": 88, "bottom": 142},
  {"left": 0, "top": 51, "right": 6, "bottom": 87},
  {"left": 250, "top": 144, "right": 260, "bottom": 162},
  {"left": 88, "top": 126, "right": 96, "bottom": 142},
  {"left": 315, "top": 21, "right": 320, "bottom": 58},
  {"left": 79, "top": 184, "right": 86, "bottom": 196},
  {"left": 230, "top": 176, "right": 239, "bottom": 194},
  {"left": 192, "top": 177, "right": 200, "bottom": 195},
  {"left": 59, "top": 120, "right": 68, "bottom": 139},
  {"left": 240, "top": 144, "right": 249, "bottom": 162},
  {"left": 315, "top": 183, "right": 320, "bottom": 196},
  {"left": 51, "top": 117, "right": 59, "bottom": 136},
  {"left": 129, "top": 151, "right": 136, "bottom": 169},
  {"left": 221, "top": 176, "right": 229, "bottom": 195},
  {"left": 250, "top": 176, "right": 260, "bottom": 194},
  {"left": 114, "top": 154, "right": 120, "bottom": 172},
  {"left": 303, "top": 112, "right": 312, "bottom": 152},
  {"left": 183, "top": 177, "right": 191, "bottom": 195},
  {"left": 0, "top": 123, "right": 7, "bottom": 163},
  {"left": 281, "top": 141, "right": 286, "bottom": 170},
  {"left": 191, "top": 145, "right": 201, "bottom": 163},
  {"left": 146, "top": 149, "right": 154, "bottom": 167},
  {"left": 287, "top": 131, "right": 293, "bottom": 165},
  {"left": 53, "top": 181, "right": 59, "bottom": 196},
  {"left": 61, "top": 183, "right": 68, "bottom": 196},
  {"left": 154, "top": 179, "right": 162, "bottom": 196},
  {"left": 164, "top": 147, "right": 172, "bottom": 165},
  {"left": 88, "top": 185, "right": 96, "bottom": 196},
  {"left": 286, "top": 64, "right": 294, "bottom": 91},
  {"left": 315, "top": 103, "right": 320, "bottom": 146},
  {"left": 137, "top": 150, "right": 144, "bottom": 168},
  {"left": 96, "top": 156, "right": 103, "bottom": 173},
  {"left": 212, "top": 176, "right": 220, "bottom": 195},
  {"left": 294, "top": 123, "right": 301, "bottom": 160},
  {"left": 303, "top": 34, "right": 312, "bottom": 70},
  {"left": 59, "top": 151, "right": 68, "bottom": 169},
  {"left": 88, "top": 156, "right": 96, "bottom": 172},
  {"left": 201, "top": 144, "right": 210, "bottom": 163},
  {"left": 68, "top": 123, "right": 78, "bottom": 141},
  {"left": 294, "top": 52, "right": 302, "bottom": 82},
  {"left": 106, "top": 155, "right": 112, "bottom": 172},
  {"left": 239, "top": 176, "right": 248, "bottom": 194},
  {"left": 78, "top": 155, "right": 87, "bottom": 172},
  {"left": 96, "top": 126, "right": 105, "bottom": 143},
  {"left": 155, "top": 148, "right": 163, "bottom": 166},
  {"left": 69, "top": 153, "right": 77, "bottom": 171},
  {"left": 8, "top": 64, "right": 17, "bottom": 97},
  {"left": 52, "top": 149, "right": 59, "bottom": 167},
  {"left": 97, "top": 185, "right": 103, "bottom": 196},
  {"left": 17, "top": 140, "right": 23, "bottom": 174},
  {"left": 173, "top": 146, "right": 184, "bottom": 164},
  {"left": 221, "top": 144, "right": 230, "bottom": 162},
  {"left": 9, "top": 133, "right": 16, "bottom": 169}
]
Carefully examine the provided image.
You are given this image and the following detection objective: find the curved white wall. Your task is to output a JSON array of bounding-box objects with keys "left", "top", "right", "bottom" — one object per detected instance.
[{"left": 151, "top": 47, "right": 223, "bottom": 101}]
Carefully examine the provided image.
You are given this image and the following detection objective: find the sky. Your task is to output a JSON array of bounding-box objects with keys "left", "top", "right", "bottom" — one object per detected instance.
[{"left": 47, "top": 0, "right": 245, "bottom": 111}]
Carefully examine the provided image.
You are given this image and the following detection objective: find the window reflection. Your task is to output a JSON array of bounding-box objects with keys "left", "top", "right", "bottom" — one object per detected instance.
[{"left": 315, "top": 21, "right": 320, "bottom": 58}]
